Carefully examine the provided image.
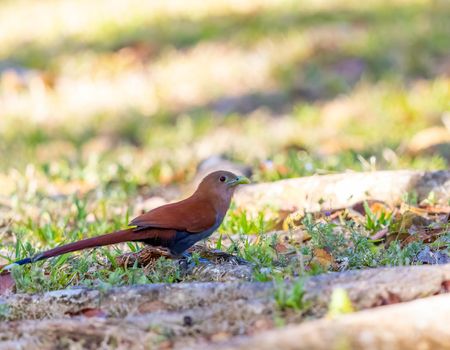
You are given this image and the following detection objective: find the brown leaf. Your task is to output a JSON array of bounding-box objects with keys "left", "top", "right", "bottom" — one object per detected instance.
[
  {"left": 0, "top": 272, "right": 15, "bottom": 296},
  {"left": 311, "top": 248, "right": 334, "bottom": 269},
  {"left": 370, "top": 202, "right": 392, "bottom": 216},
  {"left": 401, "top": 227, "right": 446, "bottom": 247},
  {"left": 351, "top": 200, "right": 390, "bottom": 216},
  {"left": 441, "top": 280, "right": 450, "bottom": 292},
  {"left": 417, "top": 205, "right": 450, "bottom": 215},
  {"left": 67, "top": 308, "right": 107, "bottom": 318},
  {"left": 274, "top": 243, "right": 288, "bottom": 253},
  {"left": 82, "top": 308, "right": 107, "bottom": 318},
  {"left": 116, "top": 246, "right": 172, "bottom": 268},
  {"left": 274, "top": 209, "right": 297, "bottom": 230},
  {"left": 343, "top": 209, "right": 366, "bottom": 225},
  {"left": 392, "top": 210, "right": 432, "bottom": 233}
]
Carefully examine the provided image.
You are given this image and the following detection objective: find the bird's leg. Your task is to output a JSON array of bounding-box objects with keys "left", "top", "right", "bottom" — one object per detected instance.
[
  {"left": 181, "top": 252, "right": 192, "bottom": 259},
  {"left": 181, "top": 252, "right": 210, "bottom": 264}
]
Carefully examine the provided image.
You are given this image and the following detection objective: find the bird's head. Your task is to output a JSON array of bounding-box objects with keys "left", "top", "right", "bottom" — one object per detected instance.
[{"left": 197, "top": 170, "right": 250, "bottom": 200}]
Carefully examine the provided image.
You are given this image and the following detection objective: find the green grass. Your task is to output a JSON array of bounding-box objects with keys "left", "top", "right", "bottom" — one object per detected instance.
[
  {"left": 2, "top": 196, "right": 448, "bottom": 293},
  {"left": 10, "top": 250, "right": 183, "bottom": 294},
  {"left": 0, "top": 0, "right": 449, "bottom": 294},
  {"left": 274, "top": 278, "right": 310, "bottom": 312}
]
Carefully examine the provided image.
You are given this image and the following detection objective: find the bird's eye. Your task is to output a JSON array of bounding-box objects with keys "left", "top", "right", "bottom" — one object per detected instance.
[{"left": 219, "top": 176, "right": 226, "bottom": 182}]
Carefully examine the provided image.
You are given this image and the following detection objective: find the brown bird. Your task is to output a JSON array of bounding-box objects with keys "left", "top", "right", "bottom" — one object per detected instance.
[{"left": 5, "top": 171, "right": 250, "bottom": 269}]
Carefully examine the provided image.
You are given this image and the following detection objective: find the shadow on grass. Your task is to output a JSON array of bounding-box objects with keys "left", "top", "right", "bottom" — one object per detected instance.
[
  {"left": 0, "top": 1, "right": 449, "bottom": 172},
  {"left": 4, "top": 1, "right": 449, "bottom": 83}
]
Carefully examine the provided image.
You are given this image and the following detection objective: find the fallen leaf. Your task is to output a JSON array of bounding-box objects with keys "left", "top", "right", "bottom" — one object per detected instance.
[
  {"left": 351, "top": 200, "right": 391, "bottom": 216},
  {"left": 417, "top": 205, "right": 450, "bottom": 215},
  {"left": 274, "top": 209, "right": 296, "bottom": 230},
  {"left": 67, "top": 308, "right": 107, "bottom": 318},
  {"left": 386, "top": 210, "right": 434, "bottom": 245},
  {"left": 274, "top": 243, "right": 288, "bottom": 253},
  {"left": 401, "top": 227, "right": 446, "bottom": 247},
  {"left": 312, "top": 248, "right": 334, "bottom": 269},
  {"left": 0, "top": 272, "right": 15, "bottom": 296},
  {"left": 441, "top": 280, "right": 450, "bottom": 292},
  {"left": 116, "top": 246, "right": 172, "bottom": 268}
]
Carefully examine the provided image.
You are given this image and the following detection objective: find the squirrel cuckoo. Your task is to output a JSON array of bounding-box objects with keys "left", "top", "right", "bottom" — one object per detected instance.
[{"left": 4, "top": 171, "right": 250, "bottom": 269}]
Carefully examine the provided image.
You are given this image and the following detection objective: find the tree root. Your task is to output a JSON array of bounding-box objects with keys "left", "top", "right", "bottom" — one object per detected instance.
[
  {"left": 234, "top": 170, "right": 450, "bottom": 212},
  {"left": 0, "top": 264, "right": 448, "bottom": 348},
  {"left": 204, "top": 293, "right": 450, "bottom": 350}
]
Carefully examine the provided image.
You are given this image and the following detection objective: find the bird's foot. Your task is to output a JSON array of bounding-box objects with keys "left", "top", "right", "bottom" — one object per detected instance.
[
  {"left": 181, "top": 252, "right": 191, "bottom": 259},
  {"left": 181, "top": 252, "right": 210, "bottom": 265}
]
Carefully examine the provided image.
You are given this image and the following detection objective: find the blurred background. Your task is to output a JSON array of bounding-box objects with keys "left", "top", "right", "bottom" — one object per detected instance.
[{"left": 0, "top": 0, "right": 449, "bottom": 202}]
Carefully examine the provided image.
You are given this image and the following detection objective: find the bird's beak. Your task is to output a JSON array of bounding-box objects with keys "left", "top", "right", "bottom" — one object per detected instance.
[{"left": 228, "top": 175, "right": 251, "bottom": 187}]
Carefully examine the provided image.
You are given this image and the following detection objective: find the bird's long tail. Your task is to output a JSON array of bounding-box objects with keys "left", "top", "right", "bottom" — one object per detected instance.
[{"left": 3, "top": 228, "right": 139, "bottom": 270}]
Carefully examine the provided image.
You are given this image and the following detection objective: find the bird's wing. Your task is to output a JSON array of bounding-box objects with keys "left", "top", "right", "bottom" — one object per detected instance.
[{"left": 129, "top": 197, "right": 217, "bottom": 233}]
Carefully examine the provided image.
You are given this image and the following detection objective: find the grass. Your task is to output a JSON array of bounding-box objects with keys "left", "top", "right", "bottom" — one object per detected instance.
[
  {"left": 1, "top": 196, "right": 448, "bottom": 293},
  {"left": 10, "top": 250, "right": 183, "bottom": 294},
  {"left": 0, "top": 0, "right": 449, "bottom": 293},
  {"left": 274, "top": 278, "right": 310, "bottom": 312}
]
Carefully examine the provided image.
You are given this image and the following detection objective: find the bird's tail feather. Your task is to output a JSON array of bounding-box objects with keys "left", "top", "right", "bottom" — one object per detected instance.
[{"left": 4, "top": 228, "right": 138, "bottom": 269}]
